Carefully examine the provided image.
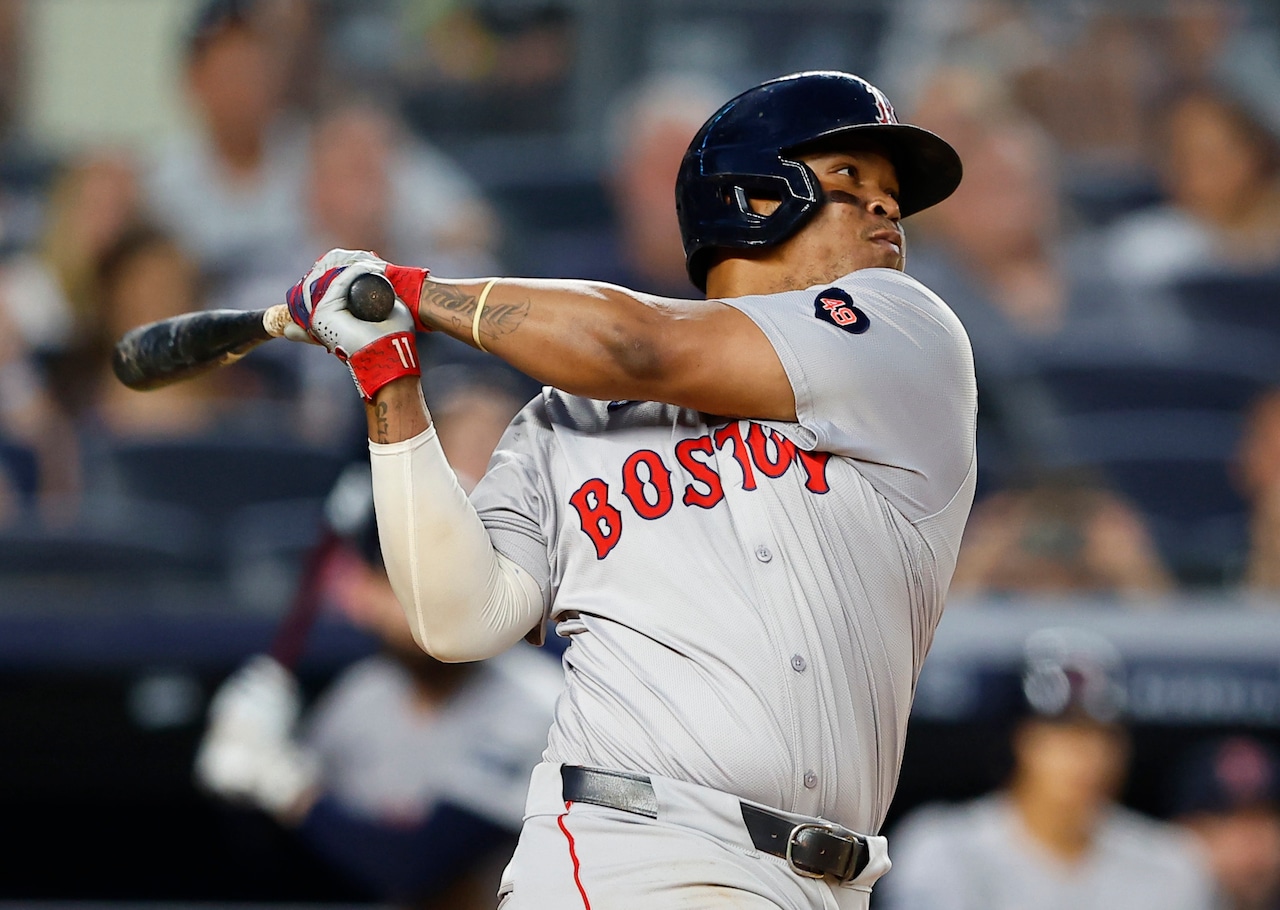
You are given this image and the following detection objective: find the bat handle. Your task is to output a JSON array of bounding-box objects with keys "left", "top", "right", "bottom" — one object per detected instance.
[{"left": 262, "top": 272, "right": 400, "bottom": 339}]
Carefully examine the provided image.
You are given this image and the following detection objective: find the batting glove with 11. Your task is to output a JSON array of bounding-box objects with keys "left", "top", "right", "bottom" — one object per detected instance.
[{"left": 285, "top": 249, "right": 431, "bottom": 400}]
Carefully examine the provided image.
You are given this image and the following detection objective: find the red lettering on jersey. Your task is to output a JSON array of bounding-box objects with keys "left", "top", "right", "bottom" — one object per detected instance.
[
  {"left": 569, "top": 477, "right": 623, "bottom": 558},
  {"left": 621, "top": 449, "right": 674, "bottom": 520},
  {"left": 795, "top": 449, "right": 832, "bottom": 494},
  {"left": 712, "top": 421, "right": 757, "bottom": 490},
  {"left": 675, "top": 436, "right": 725, "bottom": 509},
  {"left": 745, "top": 424, "right": 797, "bottom": 478}
]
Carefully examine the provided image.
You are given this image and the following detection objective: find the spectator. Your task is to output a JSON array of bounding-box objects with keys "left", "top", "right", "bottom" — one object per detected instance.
[
  {"left": 85, "top": 226, "right": 243, "bottom": 440},
  {"left": 1169, "top": 736, "right": 1280, "bottom": 910},
  {"left": 584, "top": 72, "right": 729, "bottom": 297},
  {"left": 1102, "top": 81, "right": 1280, "bottom": 292},
  {"left": 883, "top": 1, "right": 1280, "bottom": 228},
  {"left": 397, "top": 3, "right": 577, "bottom": 138},
  {"left": 908, "top": 66, "right": 1179, "bottom": 357},
  {"left": 195, "top": 467, "right": 559, "bottom": 909},
  {"left": 878, "top": 628, "right": 1214, "bottom": 910},
  {"left": 0, "top": 299, "right": 79, "bottom": 522},
  {"left": 420, "top": 363, "right": 531, "bottom": 493},
  {"left": 904, "top": 68, "right": 1178, "bottom": 487},
  {"left": 0, "top": 149, "right": 140, "bottom": 515},
  {"left": 1235, "top": 389, "right": 1280, "bottom": 593},
  {"left": 286, "top": 99, "right": 503, "bottom": 444},
  {"left": 301, "top": 99, "right": 499, "bottom": 280},
  {"left": 0, "top": 149, "right": 141, "bottom": 405},
  {"left": 142, "top": 0, "right": 307, "bottom": 300},
  {"left": 949, "top": 474, "right": 1175, "bottom": 601}
]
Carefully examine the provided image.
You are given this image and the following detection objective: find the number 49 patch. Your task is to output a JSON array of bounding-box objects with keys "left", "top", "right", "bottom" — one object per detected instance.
[{"left": 814, "top": 287, "right": 869, "bottom": 334}]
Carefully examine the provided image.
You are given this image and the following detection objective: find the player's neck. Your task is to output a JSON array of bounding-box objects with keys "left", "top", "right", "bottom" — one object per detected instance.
[{"left": 705, "top": 255, "right": 824, "bottom": 299}]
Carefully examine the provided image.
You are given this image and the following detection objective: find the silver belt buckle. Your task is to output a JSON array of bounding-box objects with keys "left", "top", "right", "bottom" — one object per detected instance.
[{"left": 785, "top": 822, "right": 857, "bottom": 880}]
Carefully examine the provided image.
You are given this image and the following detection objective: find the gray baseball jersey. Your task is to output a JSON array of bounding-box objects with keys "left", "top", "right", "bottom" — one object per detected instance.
[{"left": 470, "top": 266, "right": 977, "bottom": 834}]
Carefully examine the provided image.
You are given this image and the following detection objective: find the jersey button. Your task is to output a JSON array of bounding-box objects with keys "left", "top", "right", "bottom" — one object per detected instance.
[
  {"left": 791, "top": 655, "right": 807, "bottom": 672},
  {"left": 803, "top": 770, "right": 818, "bottom": 789},
  {"left": 755, "top": 546, "right": 773, "bottom": 563}
]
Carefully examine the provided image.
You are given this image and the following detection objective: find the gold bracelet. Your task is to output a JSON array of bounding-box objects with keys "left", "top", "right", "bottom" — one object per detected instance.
[{"left": 472, "top": 277, "right": 500, "bottom": 353}]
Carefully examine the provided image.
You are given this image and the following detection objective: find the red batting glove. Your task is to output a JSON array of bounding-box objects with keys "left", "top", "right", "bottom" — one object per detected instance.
[
  {"left": 384, "top": 264, "right": 432, "bottom": 333},
  {"left": 286, "top": 252, "right": 423, "bottom": 401}
]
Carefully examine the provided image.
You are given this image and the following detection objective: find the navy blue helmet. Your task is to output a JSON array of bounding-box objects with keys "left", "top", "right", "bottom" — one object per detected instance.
[{"left": 676, "top": 71, "right": 963, "bottom": 291}]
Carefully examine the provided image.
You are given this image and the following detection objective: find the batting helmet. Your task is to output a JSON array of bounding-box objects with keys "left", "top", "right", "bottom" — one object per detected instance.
[
  {"left": 1019, "top": 628, "right": 1127, "bottom": 725},
  {"left": 676, "top": 70, "right": 963, "bottom": 291}
]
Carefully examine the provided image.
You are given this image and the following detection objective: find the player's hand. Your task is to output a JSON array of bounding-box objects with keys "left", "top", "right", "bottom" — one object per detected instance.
[
  {"left": 284, "top": 249, "right": 426, "bottom": 400},
  {"left": 193, "top": 655, "right": 321, "bottom": 819},
  {"left": 285, "top": 248, "right": 432, "bottom": 333}
]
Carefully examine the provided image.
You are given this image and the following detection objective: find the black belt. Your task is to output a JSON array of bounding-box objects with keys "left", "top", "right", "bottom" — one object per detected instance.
[{"left": 559, "top": 765, "right": 868, "bottom": 882}]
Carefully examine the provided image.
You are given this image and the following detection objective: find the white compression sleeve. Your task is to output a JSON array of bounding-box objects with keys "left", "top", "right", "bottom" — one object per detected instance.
[{"left": 368, "top": 425, "right": 545, "bottom": 662}]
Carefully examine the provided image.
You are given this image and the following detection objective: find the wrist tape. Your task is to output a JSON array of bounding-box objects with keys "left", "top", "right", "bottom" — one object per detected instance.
[{"left": 341, "top": 331, "right": 420, "bottom": 400}]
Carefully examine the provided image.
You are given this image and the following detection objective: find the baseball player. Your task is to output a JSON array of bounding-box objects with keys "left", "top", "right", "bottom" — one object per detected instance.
[
  {"left": 195, "top": 460, "right": 561, "bottom": 908},
  {"left": 878, "top": 629, "right": 1214, "bottom": 910},
  {"left": 284, "top": 71, "right": 976, "bottom": 909}
]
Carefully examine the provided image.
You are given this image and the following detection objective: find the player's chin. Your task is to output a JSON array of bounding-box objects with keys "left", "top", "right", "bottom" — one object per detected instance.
[
  {"left": 877, "top": 241, "right": 906, "bottom": 270},
  {"left": 855, "top": 244, "right": 905, "bottom": 272}
]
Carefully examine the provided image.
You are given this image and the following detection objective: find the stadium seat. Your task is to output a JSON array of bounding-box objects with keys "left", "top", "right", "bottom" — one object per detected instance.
[
  {"left": 1172, "top": 269, "right": 1280, "bottom": 342},
  {"left": 1024, "top": 341, "right": 1270, "bottom": 584},
  {"left": 0, "top": 498, "right": 218, "bottom": 611},
  {"left": 223, "top": 496, "right": 328, "bottom": 613},
  {"left": 90, "top": 436, "right": 348, "bottom": 529}
]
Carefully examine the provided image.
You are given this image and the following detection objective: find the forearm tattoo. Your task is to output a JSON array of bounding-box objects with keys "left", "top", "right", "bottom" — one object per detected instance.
[
  {"left": 375, "top": 400, "right": 390, "bottom": 444},
  {"left": 421, "top": 282, "right": 530, "bottom": 348}
]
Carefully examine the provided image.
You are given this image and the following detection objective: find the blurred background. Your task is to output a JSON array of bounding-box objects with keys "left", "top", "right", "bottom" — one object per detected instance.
[{"left": 1, "top": 0, "right": 1280, "bottom": 906}]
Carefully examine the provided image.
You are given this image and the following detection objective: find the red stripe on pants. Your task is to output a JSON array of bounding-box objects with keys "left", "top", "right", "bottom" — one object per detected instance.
[{"left": 557, "top": 801, "right": 592, "bottom": 909}]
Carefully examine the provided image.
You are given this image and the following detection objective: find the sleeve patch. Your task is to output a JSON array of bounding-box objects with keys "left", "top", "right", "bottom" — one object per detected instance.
[{"left": 814, "top": 287, "right": 870, "bottom": 334}]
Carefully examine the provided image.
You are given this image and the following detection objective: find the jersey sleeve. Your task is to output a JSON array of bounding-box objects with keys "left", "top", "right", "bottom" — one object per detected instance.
[
  {"left": 469, "top": 395, "right": 558, "bottom": 628},
  {"left": 722, "top": 268, "right": 977, "bottom": 519}
]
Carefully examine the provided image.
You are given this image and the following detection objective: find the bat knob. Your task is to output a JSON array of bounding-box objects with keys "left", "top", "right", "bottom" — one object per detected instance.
[{"left": 347, "top": 273, "right": 397, "bottom": 322}]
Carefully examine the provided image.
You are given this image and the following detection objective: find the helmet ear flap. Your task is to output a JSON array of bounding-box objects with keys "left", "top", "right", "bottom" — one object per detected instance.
[
  {"left": 729, "top": 186, "right": 768, "bottom": 223},
  {"left": 718, "top": 167, "right": 816, "bottom": 221}
]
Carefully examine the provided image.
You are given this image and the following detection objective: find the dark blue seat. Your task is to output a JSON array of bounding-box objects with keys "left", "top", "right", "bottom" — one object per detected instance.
[
  {"left": 1172, "top": 269, "right": 1280, "bottom": 342},
  {"left": 0, "top": 498, "right": 218, "bottom": 610},
  {"left": 1032, "top": 352, "right": 1274, "bottom": 419},
  {"left": 0, "top": 439, "right": 38, "bottom": 504},
  {"left": 1024, "top": 338, "right": 1266, "bottom": 585},
  {"left": 224, "top": 497, "right": 329, "bottom": 613},
  {"left": 92, "top": 436, "right": 347, "bottom": 529}
]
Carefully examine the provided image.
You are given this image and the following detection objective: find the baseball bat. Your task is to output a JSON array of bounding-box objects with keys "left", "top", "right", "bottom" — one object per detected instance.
[
  {"left": 111, "top": 272, "right": 398, "bottom": 391},
  {"left": 266, "top": 529, "right": 342, "bottom": 670},
  {"left": 265, "top": 462, "right": 375, "bottom": 669}
]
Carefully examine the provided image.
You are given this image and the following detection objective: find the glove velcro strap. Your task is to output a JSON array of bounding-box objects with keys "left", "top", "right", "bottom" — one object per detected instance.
[
  {"left": 343, "top": 331, "right": 421, "bottom": 400},
  {"left": 384, "top": 265, "right": 431, "bottom": 332}
]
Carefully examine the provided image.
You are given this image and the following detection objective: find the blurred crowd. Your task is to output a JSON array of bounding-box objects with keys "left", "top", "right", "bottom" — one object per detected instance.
[
  {"left": 0, "top": 0, "right": 1271, "bottom": 907},
  {"left": 0, "top": 0, "right": 1274, "bottom": 607}
]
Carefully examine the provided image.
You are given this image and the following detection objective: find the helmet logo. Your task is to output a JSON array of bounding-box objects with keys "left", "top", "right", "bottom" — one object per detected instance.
[{"left": 867, "top": 84, "right": 897, "bottom": 125}]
